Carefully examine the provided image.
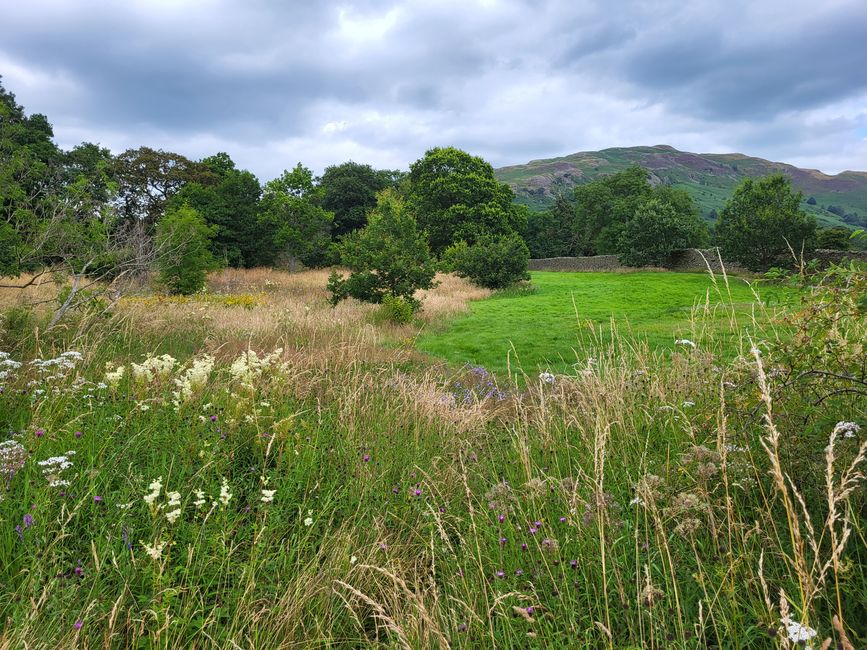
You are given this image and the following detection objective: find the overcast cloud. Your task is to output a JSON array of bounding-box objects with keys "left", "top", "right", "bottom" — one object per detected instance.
[{"left": 2, "top": 0, "right": 866, "bottom": 179}]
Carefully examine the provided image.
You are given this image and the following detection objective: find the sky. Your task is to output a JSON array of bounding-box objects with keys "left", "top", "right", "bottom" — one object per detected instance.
[{"left": 2, "top": 0, "right": 866, "bottom": 180}]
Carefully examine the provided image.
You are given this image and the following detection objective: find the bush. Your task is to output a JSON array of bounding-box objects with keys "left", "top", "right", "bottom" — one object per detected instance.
[
  {"left": 327, "top": 190, "right": 436, "bottom": 309},
  {"left": 442, "top": 233, "right": 530, "bottom": 289},
  {"left": 156, "top": 204, "right": 216, "bottom": 295},
  {"left": 378, "top": 294, "right": 415, "bottom": 324},
  {"left": 618, "top": 197, "right": 708, "bottom": 267}
]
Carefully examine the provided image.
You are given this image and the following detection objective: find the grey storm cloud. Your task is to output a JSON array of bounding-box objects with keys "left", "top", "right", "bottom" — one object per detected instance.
[{"left": 1, "top": 0, "right": 866, "bottom": 179}]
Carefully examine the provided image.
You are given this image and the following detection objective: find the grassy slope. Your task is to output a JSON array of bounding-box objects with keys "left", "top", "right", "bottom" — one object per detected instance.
[
  {"left": 417, "top": 271, "right": 797, "bottom": 378},
  {"left": 495, "top": 144, "right": 867, "bottom": 229}
]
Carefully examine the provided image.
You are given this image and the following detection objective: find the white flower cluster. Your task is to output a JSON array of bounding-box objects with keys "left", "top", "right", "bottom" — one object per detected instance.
[
  {"left": 781, "top": 617, "right": 817, "bottom": 646},
  {"left": 229, "top": 348, "right": 284, "bottom": 388},
  {"left": 104, "top": 364, "right": 125, "bottom": 388},
  {"left": 260, "top": 489, "right": 276, "bottom": 503},
  {"left": 173, "top": 355, "right": 215, "bottom": 402},
  {"left": 142, "top": 540, "right": 166, "bottom": 560},
  {"left": 833, "top": 421, "right": 861, "bottom": 439},
  {"left": 219, "top": 477, "right": 233, "bottom": 508},
  {"left": 0, "top": 351, "right": 22, "bottom": 384},
  {"left": 0, "top": 439, "right": 28, "bottom": 486},
  {"left": 538, "top": 372, "right": 556, "bottom": 385},
  {"left": 675, "top": 339, "right": 696, "bottom": 349},
  {"left": 143, "top": 476, "right": 163, "bottom": 506},
  {"left": 38, "top": 450, "right": 76, "bottom": 487},
  {"left": 31, "top": 351, "right": 82, "bottom": 376},
  {"left": 131, "top": 354, "right": 177, "bottom": 383}
]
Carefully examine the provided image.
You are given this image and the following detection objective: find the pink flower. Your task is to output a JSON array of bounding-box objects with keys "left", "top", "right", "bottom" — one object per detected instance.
[{"left": 74, "top": 620, "right": 83, "bottom": 630}]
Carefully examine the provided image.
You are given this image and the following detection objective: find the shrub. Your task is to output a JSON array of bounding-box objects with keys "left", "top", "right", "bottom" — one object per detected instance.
[
  {"left": 378, "top": 294, "right": 415, "bottom": 324},
  {"left": 327, "top": 190, "right": 436, "bottom": 309},
  {"left": 155, "top": 204, "right": 216, "bottom": 295},
  {"left": 442, "top": 233, "right": 530, "bottom": 289}
]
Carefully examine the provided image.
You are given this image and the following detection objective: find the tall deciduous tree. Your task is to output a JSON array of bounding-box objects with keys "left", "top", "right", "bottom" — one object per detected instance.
[
  {"left": 715, "top": 174, "right": 816, "bottom": 270},
  {"left": 407, "top": 147, "right": 525, "bottom": 255},
  {"left": 258, "top": 163, "right": 333, "bottom": 267},
  {"left": 319, "top": 161, "right": 402, "bottom": 237},
  {"left": 618, "top": 197, "right": 708, "bottom": 267}
]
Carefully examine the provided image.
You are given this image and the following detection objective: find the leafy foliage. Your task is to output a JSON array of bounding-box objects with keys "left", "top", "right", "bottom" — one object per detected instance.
[
  {"left": 715, "top": 174, "right": 817, "bottom": 270},
  {"left": 259, "top": 164, "right": 334, "bottom": 268},
  {"left": 328, "top": 189, "right": 435, "bottom": 308},
  {"left": 318, "top": 161, "right": 402, "bottom": 237},
  {"left": 815, "top": 227, "right": 852, "bottom": 251},
  {"left": 618, "top": 196, "right": 708, "bottom": 266},
  {"left": 155, "top": 204, "right": 216, "bottom": 294},
  {"left": 407, "top": 147, "right": 526, "bottom": 255},
  {"left": 523, "top": 194, "right": 575, "bottom": 258},
  {"left": 443, "top": 232, "right": 530, "bottom": 289}
]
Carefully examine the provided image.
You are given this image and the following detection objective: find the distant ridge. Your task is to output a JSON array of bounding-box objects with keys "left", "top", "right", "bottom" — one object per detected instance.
[{"left": 494, "top": 145, "right": 867, "bottom": 228}]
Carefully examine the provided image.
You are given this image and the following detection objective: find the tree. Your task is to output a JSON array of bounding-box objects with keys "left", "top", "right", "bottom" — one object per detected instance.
[
  {"left": 524, "top": 193, "right": 575, "bottom": 258},
  {"left": 443, "top": 232, "right": 530, "bottom": 289},
  {"left": 327, "top": 189, "right": 436, "bottom": 309},
  {"left": 618, "top": 197, "right": 708, "bottom": 267},
  {"left": 113, "top": 147, "right": 205, "bottom": 227},
  {"left": 815, "top": 227, "right": 852, "bottom": 251},
  {"left": 407, "top": 147, "right": 525, "bottom": 255},
  {"left": 258, "top": 164, "right": 333, "bottom": 267},
  {"left": 155, "top": 204, "right": 215, "bottom": 295},
  {"left": 168, "top": 153, "right": 263, "bottom": 267},
  {"left": 572, "top": 166, "right": 652, "bottom": 255},
  {"left": 319, "top": 161, "right": 402, "bottom": 237},
  {"left": 715, "top": 174, "right": 817, "bottom": 270}
]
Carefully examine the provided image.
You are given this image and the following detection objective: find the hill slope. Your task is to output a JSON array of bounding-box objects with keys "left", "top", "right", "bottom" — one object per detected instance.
[{"left": 495, "top": 144, "right": 867, "bottom": 228}]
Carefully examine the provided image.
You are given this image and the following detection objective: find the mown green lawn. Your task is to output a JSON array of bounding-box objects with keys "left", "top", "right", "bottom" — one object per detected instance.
[{"left": 418, "top": 271, "right": 798, "bottom": 377}]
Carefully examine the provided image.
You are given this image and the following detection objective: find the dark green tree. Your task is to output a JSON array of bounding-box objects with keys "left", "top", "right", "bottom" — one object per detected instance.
[
  {"left": 328, "top": 189, "right": 435, "bottom": 308},
  {"left": 407, "top": 147, "right": 525, "bottom": 255},
  {"left": 155, "top": 204, "right": 216, "bottom": 294},
  {"left": 715, "top": 174, "right": 816, "bottom": 270},
  {"left": 318, "top": 161, "right": 402, "bottom": 237},
  {"left": 618, "top": 197, "right": 708, "bottom": 267},
  {"left": 524, "top": 193, "right": 575, "bottom": 258},
  {"left": 572, "top": 166, "right": 652, "bottom": 255},
  {"left": 443, "top": 232, "right": 530, "bottom": 289},
  {"left": 169, "top": 153, "right": 263, "bottom": 267},
  {"left": 815, "top": 227, "right": 852, "bottom": 251},
  {"left": 258, "top": 164, "right": 333, "bottom": 267}
]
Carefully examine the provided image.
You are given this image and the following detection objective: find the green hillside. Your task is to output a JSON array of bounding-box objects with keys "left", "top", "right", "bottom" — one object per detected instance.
[{"left": 495, "top": 144, "right": 867, "bottom": 229}]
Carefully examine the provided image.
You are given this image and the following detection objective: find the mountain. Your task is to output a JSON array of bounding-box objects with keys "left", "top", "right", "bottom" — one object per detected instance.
[{"left": 494, "top": 145, "right": 867, "bottom": 229}]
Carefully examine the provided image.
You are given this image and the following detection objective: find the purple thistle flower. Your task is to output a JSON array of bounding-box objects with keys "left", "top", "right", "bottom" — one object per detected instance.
[
  {"left": 74, "top": 431, "right": 82, "bottom": 438},
  {"left": 93, "top": 496, "right": 103, "bottom": 502},
  {"left": 74, "top": 564, "right": 84, "bottom": 577},
  {"left": 210, "top": 415, "right": 217, "bottom": 422},
  {"left": 534, "top": 520, "right": 542, "bottom": 527},
  {"left": 521, "top": 543, "right": 528, "bottom": 551},
  {"left": 559, "top": 516, "right": 566, "bottom": 523},
  {"left": 35, "top": 429, "right": 44, "bottom": 438},
  {"left": 14, "top": 525, "right": 24, "bottom": 542},
  {"left": 515, "top": 568, "right": 524, "bottom": 576},
  {"left": 414, "top": 489, "right": 421, "bottom": 497},
  {"left": 74, "top": 620, "right": 83, "bottom": 630},
  {"left": 526, "top": 606, "right": 534, "bottom": 615},
  {"left": 528, "top": 526, "right": 537, "bottom": 535},
  {"left": 457, "top": 623, "right": 468, "bottom": 632},
  {"left": 499, "top": 537, "right": 507, "bottom": 545},
  {"left": 495, "top": 570, "right": 505, "bottom": 578},
  {"left": 362, "top": 454, "right": 370, "bottom": 462},
  {"left": 570, "top": 559, "right": 578, "bottom": 569},
  {"left": 498, "top": 514, "right": 505, "bottom": 523},
  {"left": 23, "top": 514, "right": 33, "bottom": 529}
]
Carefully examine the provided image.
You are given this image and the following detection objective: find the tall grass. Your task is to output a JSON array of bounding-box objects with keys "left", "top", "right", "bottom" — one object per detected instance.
[{"left": 0, "top": 266, "right": 864, "bottom": 648}]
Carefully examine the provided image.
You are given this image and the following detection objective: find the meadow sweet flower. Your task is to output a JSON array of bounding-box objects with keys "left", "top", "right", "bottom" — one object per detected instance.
[
  {"left": 218, "top": 477, "right": 232, "bottom": 507},
  {"left": 142, "top": 540, "right": 166, "bottom": 560},
  {"left": 193, "top": 490, "right": 206, "bottom": 508},
  {"left": 104, "top": 364, "right": 125, "bottom": 388},
  {"left": 165, "top": 509, "right": 182, "bottom": 524},
  {"left": 260, "top": 489, "right": 276, "bottom": 503},
  {"left": 143, "top": 477, "right": 163, "bottom": 506},
  {"left": 304, "top": 516, "right": 313, "bottom": 526}
]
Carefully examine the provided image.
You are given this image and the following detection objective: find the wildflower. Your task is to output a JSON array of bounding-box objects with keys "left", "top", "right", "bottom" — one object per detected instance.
[
  {"left": 498, "top": 514, "right": 505, "bottom": 523},
  {"left": 350, "top": 555, "right": 357, "bottom": 565},
  {"left": 104, "top": 364, "right": 125, "bottom": 388},
  {"left": 166, "top": 491, "right": 181, "bottom": 508},
  {"left": 495, "top": 570, "right": 505, "bottom": 578},
  {"left": 165, "top": 509, "right": 182, "bottom": 524},
  {"left": 93, "top": 496, "right": 103, "bottom": 503},
  {"left": 675, "top": 338, "right": 696, "bottom": 348},
  {"left": 414, "top": 488, "right": 421, "bottom": 497},
  {"left": 193, "top": 490, "right": 206, "bottom": 508},
  {"left": 682, "top": 400, "right": 695, "bottom": 408},
  {"left": 833, "top": 421, "right": 860, "bottom": 439},
  {"left": 362, "top": 454, "right": 370, "bottom": 462},
  {"left": 499, "top": 537, "right": 507, "bottom": 545},
  {"left": 35, "top": 429, "right": 44, "bottom": 438},
  {"left": 210, "top": 415, "right": 217, "bottom": 422},
  {"left": 218, "top": 477, "right": 232, "bottom": 507},
  {"left": 23, "top": 514, "right": 33, "bottom": 529},
  {"left": 142, "top": 540, "right": 166, "bottom": 560},
  {"left": 74, "top": 564, "right": 84, "bottom": 577},
  {"left": 559, "top": 516, "right": 566, "bottom": 523},
  {"left": 304, "top": 516, "right": 313, "bottom": 527},
  {"left": 538, "top": 372, "right": 555, "bottom": 384},
  {"left": 74, "top": 431, "right": 82, "bottom": 438},
  {"left": 521, "top": 543, "right": 528, "bottom": 551},
  {"left": 781, "top": 617, "right": 817, "bottom": 645},
  {"left": 143, "top": 477, "right": 163, "bottom": 506},
  {"left": 173, "top": 355, "right": 215, "bottom": 402},
  {"left": 14, "top": 525, "right": 24, "bottom": 542},
  {"left": 74, "top": 620, "right": 83, "bottom": 630},
  {"left": 457, "top": 623, "right": 468, "bottom": 633},
  {"left": 260, "top": 489, "right": 276, "bottom": 503}
]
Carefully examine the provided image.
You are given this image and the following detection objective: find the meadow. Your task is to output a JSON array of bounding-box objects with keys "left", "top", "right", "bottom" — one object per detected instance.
[
  {"left": 417, "top": 271, "right": 800, "bottom": 379},
  {"left": 0, "top": 265, "right": 864, "bottom": 649}
]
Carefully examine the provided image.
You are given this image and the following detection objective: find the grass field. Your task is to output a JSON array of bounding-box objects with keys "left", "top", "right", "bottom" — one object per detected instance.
[
  {"left": 0, "top": 267, "right": 864, "bottom": 648},
  {"left": 417, "top": 271, "right": 799, "bottom": 379}
]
